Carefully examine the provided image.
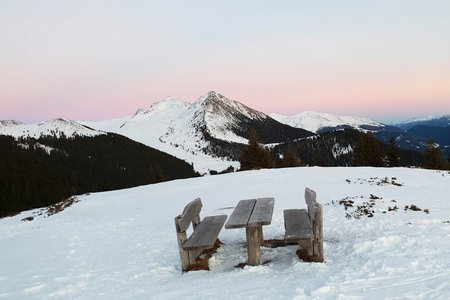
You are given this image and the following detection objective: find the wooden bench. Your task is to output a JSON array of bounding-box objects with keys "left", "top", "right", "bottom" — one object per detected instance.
[
  {"left": 284, "top": 188, "right": 324, "bottom": 262},
  {"left": 174, "top": 198, "right": 227, "bottom": 272}
]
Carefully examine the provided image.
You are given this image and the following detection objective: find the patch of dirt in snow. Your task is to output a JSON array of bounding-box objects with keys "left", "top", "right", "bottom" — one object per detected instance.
[
  {"left": 330, "top": 193, "right": 430, "bottom": 219},
  {"left": 346, "top": 176, "right": 404, "bottom": 186},
  {"left": 21, "top": 196, "right": 83, "bottom": 222}
]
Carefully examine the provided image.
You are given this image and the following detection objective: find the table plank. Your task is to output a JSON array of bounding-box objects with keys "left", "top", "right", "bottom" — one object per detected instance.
[
  {"left": 248, "top": 197, "right": 274, "bottom": 227},
  {"left": 225, "top": 199, "right": 256, "bottom": 229}
]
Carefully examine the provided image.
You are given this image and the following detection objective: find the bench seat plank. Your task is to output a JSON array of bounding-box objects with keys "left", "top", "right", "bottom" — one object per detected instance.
[
  {"left": 248, "top": 197, "right": 274, "bottom": 227},
  {"left": 225, "top": 199, "right": 256, "bottom": 229},
  {"left": 182, "top": 215, "right": 227, "bottom": 250},
  {"left": 284, "top": 209, "right": 312, "bottom": 241}
]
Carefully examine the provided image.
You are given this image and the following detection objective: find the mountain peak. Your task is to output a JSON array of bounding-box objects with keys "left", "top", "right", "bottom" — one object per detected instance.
[
  {"left": 131, "top": 97, "right": 189, "bottom": 120},
  {"left": 206, "top": 90, "right": 217, "bottom": 97},
  {"left": 195, "top": 90, "right": 220, "bottom": 104}
]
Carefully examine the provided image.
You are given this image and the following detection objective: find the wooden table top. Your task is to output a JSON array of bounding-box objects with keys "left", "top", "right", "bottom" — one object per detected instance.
[{"left": 225, "top": 198, "right": 274, "bottom": 229}]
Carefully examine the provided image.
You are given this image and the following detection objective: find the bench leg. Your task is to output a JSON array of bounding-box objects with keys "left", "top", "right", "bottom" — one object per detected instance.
[
  {"left": 312, "top": 204, "right": 324, "bottom": 262},
  {"left": 298, "top": 239, "right": 313, "bottom": 258},
  {"left": 246, "top": 226, "right": 262, "bottom": 266},
  {"left": 176, "top": 231, "right": 190, "bottom": 272},
  {"left": 188, "top": 248, "right": 205, "bottom": 265}
]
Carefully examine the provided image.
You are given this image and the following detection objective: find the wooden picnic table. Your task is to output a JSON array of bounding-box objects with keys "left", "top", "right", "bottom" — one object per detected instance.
[{"left": 225, "top": 198, "right": 274, "bottom": 266}]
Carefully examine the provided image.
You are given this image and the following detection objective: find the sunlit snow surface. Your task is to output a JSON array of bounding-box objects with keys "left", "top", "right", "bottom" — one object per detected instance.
[{"left": 1, "top": 167, "right": 450, "bottom": 299}]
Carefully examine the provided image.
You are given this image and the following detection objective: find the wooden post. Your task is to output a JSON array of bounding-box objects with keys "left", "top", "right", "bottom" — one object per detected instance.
[
  {"left": 259, "top": 226, "right": 264, "bottom": 245},
  {"left": 175, "top": 216, "right": 190, "bottom": 272},
  {"left": 246, "top": 226, "right": 262, "bottom": 266},
  {"left": 312, "top": 203, "right": 324, "bottom": 262}
]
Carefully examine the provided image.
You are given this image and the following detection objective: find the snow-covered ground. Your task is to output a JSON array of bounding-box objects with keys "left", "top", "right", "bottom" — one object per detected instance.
[{"left": 1, "top": 167, "right": 449, "bottom": 299}]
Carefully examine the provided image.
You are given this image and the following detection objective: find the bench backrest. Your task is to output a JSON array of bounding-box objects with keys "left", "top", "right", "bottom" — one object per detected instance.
[
  {"left": 305, "top": 187, "right": 318, "bottom": 223},
  {"left": 175, "top": 198, "right": 203, "bottom": 233}
]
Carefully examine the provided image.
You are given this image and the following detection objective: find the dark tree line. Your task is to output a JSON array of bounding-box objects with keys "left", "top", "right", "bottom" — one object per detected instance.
[
  {"left": 239, "top": 130, "right": 275, "bottom": 170},
  {"left": 423, "top": 139, "right": 448, "bottom": 170},
  {"left": 240, "top": 129, "right": 426, "bottom": 170},
  {"left": 0, "top": 134, "right": 198, "bottom": 217}
]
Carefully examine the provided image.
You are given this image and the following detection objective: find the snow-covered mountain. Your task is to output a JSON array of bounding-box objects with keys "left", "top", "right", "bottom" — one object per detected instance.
[
  {"left": 2, "top": 167, "right": 449, "bottom": 299},
  {"left": 392, "top": 115, "right": 450, "bottom": 131},
  {"left": 270, "top": 111, "right": 384, "bottom": 133},
  {"left": 0, "top": 118, "right": 104, "bottom": 138},
  {"left": 83, "top": 91, "right": 314, "bottom": 174},
  {"left": 390, "top": 115, "right": 450, "bottom": 157},
  {"left": 83, "top": 93, "right": 240, "bottom": 174}
]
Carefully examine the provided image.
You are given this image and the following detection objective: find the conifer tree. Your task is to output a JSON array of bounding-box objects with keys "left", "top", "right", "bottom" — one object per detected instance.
[
  {"left": 353, "top": 132, "right": 382, "bottom": 167},
  {"left": 386, "top": 137, "right": 400, "bottom": 167},
  {"left": 282, "top": 144, "right": 302, "bottom": 167},
  {"left": 240, "top": 129, "right": 274, "bottom": 170},
  {"left": 424, "top": 139, "right": 445, "bottom": 170}
]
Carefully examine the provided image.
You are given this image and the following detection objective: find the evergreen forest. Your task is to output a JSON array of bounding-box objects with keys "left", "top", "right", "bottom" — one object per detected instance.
[{"left": 0, "top": 134, "right": 198, "bottom": 217}]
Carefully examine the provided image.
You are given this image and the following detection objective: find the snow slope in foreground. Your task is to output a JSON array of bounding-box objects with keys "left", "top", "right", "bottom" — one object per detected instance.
[{"left": 1, "top": 167, "right": 450, "bottom": 299}]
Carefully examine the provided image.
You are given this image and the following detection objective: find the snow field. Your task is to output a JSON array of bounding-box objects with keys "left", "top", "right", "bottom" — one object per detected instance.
[{"left": 1, "top": 167, "right": 449, "bottom": 299}]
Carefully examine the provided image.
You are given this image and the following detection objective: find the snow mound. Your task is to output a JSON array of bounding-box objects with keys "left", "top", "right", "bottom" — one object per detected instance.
[{"left": 1, "top": 167, "right": 449, "bottom": 299}]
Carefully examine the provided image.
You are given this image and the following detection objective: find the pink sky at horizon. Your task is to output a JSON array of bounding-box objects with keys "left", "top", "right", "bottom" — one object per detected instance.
[{"left": 1, "top": 1, "right": 449, "bottom": 124}]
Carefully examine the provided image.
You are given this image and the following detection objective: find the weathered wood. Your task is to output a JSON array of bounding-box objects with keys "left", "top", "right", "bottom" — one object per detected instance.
[
  {"left": 176, "top": 198, "right": 202, "bottom": 232},
  {"left": 225, "top": 199, "right": 256, "bottom": 229},
  {"left": 312, "top": 203, "right": 324, "bottom": 262},
  {"left": 174, "top": 217, "right": 190, "bottom": 272},
  {"left": 192, "top": 214, "right": 201, "bottom": 230},
  {"left": 175, "top": 198, "right": 228, "bottom": 272},
  {"left": 248, "top": 197, "right": 274, "bottom": 227},
  {"left": 257, "top": 226, "right": 264, "bottom": 246},
  {"left": 246, "top": 226, "right": 262, "bottom": 266},
  {"left": 283, "top": 209, "right": 312, "bottom": 241},
  {"left": 283, "top": 187, "right": 324, "bottom": 263},
  {"left": 188, "top": 248, "right": 205, "bottom": 265},
  {"left": 182, "top": 215, "right": 227, "bottom": 250},
  {"left": 225, "top": 198, "right": 275, "bottom": 265},
  {"left": 305, "top": 188, "right": 317, "bottom": 223},
  {"left": 298, "top": 239, "right": 313, "bottom": 257}
]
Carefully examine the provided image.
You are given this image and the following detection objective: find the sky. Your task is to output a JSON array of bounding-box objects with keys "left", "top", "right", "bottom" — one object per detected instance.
[{"left": 1, "top": 0, "right": 450, "bottom": 124}]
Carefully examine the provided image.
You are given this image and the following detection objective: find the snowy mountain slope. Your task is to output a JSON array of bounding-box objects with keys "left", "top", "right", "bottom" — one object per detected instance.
[
  {"left": 83, "top": 91, "right": 314, "bottom": 174},
  {"left": 83, "top": 94, "right": 240, "bottom": 174},
  {"left": 1, "top": 167, "right": 449, "bottom": 299},
  {"left": 390, "top": 115, "right": 450, "bottom": 156},
  {"left": 269, "top": 111, "right": 439, "bottom": 156},
  {"left": 0, "top": 118, "right": 104, "bottom": 138},
  {"left": 393, "top": 114, "right": 450, "bottom": 131},
  {"left": 270, "top": 111, "right": 384, "bottom": 133}
]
